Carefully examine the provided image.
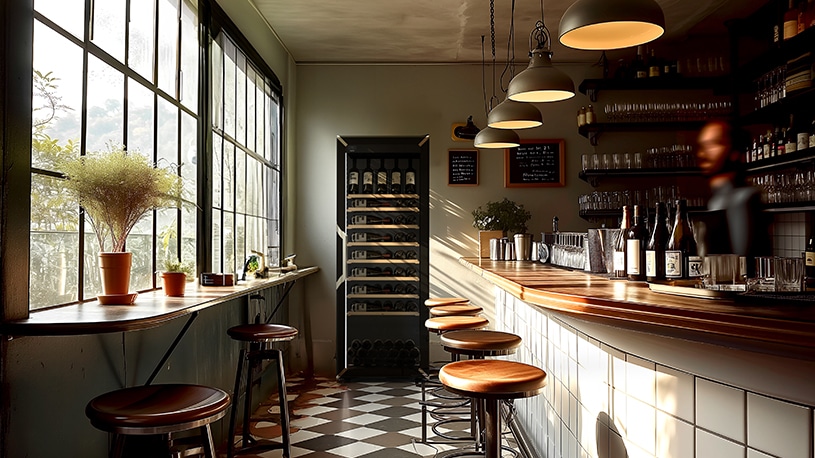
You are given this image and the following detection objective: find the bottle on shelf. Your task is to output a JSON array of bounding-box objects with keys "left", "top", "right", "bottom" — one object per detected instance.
[
  {"left": 665, "top": 199, "right": 697, "bottom": 279},
  {"left": 764, "top": 130, "right": 773, "bottom": 158},
  {"left": 390, "top": 159, "right": 402, "bottom": 194},
  {"left": 362, "top": 159, "right": 374, "bottom": 194},
  {"left": 404, "top": 159, "right": 416, "bottom": 194},
  {"left": 806, "top": 228, "right": 815, "bottom": 289},
  {"left": 786, "top": 115, "right": 798, "bottom": 154},
  {"left": 613, "top": 205, "right": 632, "bottom": 278},
  {"left": 577, "top": 107, "right": 587, "bottom": 127},
  {"left": 633, "top": 46, "right": 648, "bottom": 79},
  {"left": 627, "top": 205, "right": 647, "bottom": 281},
  {"left": 648, "top": 48, "right": 661, "bottom": 78},
  {"left": 351, "top": 249, "right": 393, "bottom": 260},
  {"left": 376, "top": 158, "right": 388, "bottom": 194},
  {"left": 350, "top": 214, "right": 393, "bottom": 225},
  {"left": 348, "top": 158, "right": 360, "bottom": 194},
  {"left": 784, "top": 0, "right": 799, "bottom": 40},
  {"left": 350, "top": 232, "right": 393, "bottom": 242},
  {"left": 799, "top": 0, "right": 807, "bottom": 32},
  {"left": 776, "top": 125, "right": 786, "bottom": 155},
  {"left": 810, "top": 118, "right": 815, "bottom": 148},
  {"left": 809, "top": 0, "right": 815, "bottom": 28},
  {"left": 586, "top": 105, "right": 596, "bottom": 125},
  {"left": 646, "top": 202, "right": 669, "bottom": 282}
]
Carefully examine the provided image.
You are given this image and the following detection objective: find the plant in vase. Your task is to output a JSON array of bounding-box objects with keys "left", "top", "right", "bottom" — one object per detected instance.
[
  {"left": 161, "top": 259, "right": 194, "bottom": 297},
  {"left": 60, "top": 144, "right": 183, "bottom": 304},
  {"left": 472, "top": 198, "right": 532, "bottom": 258}
]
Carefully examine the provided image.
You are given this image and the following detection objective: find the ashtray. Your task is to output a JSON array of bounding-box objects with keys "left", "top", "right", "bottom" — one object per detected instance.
[{"left": 98, "top": 292, "right": 138, "bottom": 305}]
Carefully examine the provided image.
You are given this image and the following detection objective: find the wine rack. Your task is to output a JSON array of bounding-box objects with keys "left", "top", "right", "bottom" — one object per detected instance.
[{"left": 336, "top": 135, "right": 430, "bottom": 380}]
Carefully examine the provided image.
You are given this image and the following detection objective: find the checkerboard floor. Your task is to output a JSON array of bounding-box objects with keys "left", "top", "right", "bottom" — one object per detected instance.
[{"left": 224, "top": 374, "right": 521, "bottom": 457}]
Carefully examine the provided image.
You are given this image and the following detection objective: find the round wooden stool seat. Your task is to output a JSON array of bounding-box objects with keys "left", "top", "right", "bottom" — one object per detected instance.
[
  {"left": 429, "top": 304, "right": 483, "bottom": 317},
  {"left": 440, "top": 330, "right": 521, "bottom": 357},
  {"left": 425, "top": 315, "right": 488, "bottom": 332},
  {"left": 227, "top": 323, "right": 298, "bottom": 342},
  {"left": 440, "top": 359, "right": 547, "bottom": 400},
  {"left": 424, "top": 297, "right": 470, "bottom": 308},
  {"left": 86, "top": 384, "right": 231, "bottom": 435}
]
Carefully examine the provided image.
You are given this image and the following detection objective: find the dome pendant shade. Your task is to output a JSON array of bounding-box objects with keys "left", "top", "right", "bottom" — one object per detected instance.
[
  {"left": 507, "top": 50, "right": 575, "bottom": 103},
  {"left": 488, "top": 99, "right": 543, "bottom": 129},
  {"left": 474, "top": 126, "right": 520, "bottom": 149},
  {"left": 558, "top": 0, "right": 665, "bottom": 50}
]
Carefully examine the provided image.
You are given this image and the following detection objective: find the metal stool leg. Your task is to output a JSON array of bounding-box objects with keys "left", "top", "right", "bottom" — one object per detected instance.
[
  {"left": 228, "top": 348, "right": 247, "bottom": 457},
  {"left": 274, "top": 348, "right": 291, "bottom": 457},
  {"left": 200, "top": 424, "right": 216, "bottom": 458},
  {"left": 484, "top": 399, "right": 500, "bottom": 458}
]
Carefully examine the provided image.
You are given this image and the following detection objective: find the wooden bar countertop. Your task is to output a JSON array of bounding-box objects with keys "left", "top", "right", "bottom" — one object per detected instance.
[
  {"left": 0, "top": 266, "right": 319, "bottom": 337},
  {"left": 460, "top": 258, "right": 815, "bottom": 360}
]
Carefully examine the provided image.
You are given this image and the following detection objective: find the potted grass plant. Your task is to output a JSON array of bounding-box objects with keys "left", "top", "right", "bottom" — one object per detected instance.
[
  {"left": 160, "top": 259, "right": 194, "bottom": 297},
  {"left": 60, "top": 144, "right": 182, "bottom": 303},
  {"left": 472, "top": 198, "right": 532, "bottom": 257}
]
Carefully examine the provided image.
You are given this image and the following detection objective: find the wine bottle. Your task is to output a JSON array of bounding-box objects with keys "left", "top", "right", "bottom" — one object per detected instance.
[
  {"left": 390, "top": 159, "right": 402, "bottom": 194},
  {"left": 376, "top": 158, "right": 388, "bottom": 194},
  {"left": 627, "top": 205, "right": 647, "bottom": 281},
  {"left": 786, "top": 115, "right": 798, "bottom": 154},
  {"left": 350, "top": 215, "right": 393, "bottom": 225},
  {"left": 350, "top": 232, "right": 393, "bottom": 242},
  {"left": 348, "top": 158, "right": 360, "bottom": 194},
  {"left": 404, "top": 159, "right": 416, "bottom": 194},
  {"left": 806, "top": 230, "right": 815, "bottom": 289},
  {"left": 577, "top": 107, "right": 586, "bottom": 127},
  {"left": 586, "top": 105, "right": 596, "bottom": 125},
  {"left": 784, "top": 0, "right": 799, "bottom": 40},
  {"left": 613, "top": 205, "right": 632, "bottom": 278},
  {"left": 776, "top": 126, "right": 785, "bottom": 155},
  {"left": 648, "top": 48, "right": 661, "bottom": 78},
  {"left": 633, "top": 46, "right": 647, "bottom": 79},
  {"left": 665, "top": 199, "right": 696, "bottom": 279},
  {"left": 362, "top": 159, "right": 374, "bottom": 194},
  {"left": 351, "top": 249, "right": 393, "bottom": 260},
  {"left": 645, "top": 202, "right": 669, "bottom": 282}
]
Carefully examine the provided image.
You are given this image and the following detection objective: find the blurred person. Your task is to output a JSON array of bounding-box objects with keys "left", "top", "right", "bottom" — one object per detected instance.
[{"left": 695, "top": 120, "right": 771, "bottom": 258}]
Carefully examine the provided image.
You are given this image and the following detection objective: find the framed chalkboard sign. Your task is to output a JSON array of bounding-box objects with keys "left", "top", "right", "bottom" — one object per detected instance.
[
  {"left": 448, "top": 149, "right": 479, "bottom": 186},
  {"left": 504, "top": 139, "right": 565, "bottom": 187}
]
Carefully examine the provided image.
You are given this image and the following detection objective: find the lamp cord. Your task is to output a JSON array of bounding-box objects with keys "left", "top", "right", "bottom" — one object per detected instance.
[
  {"left": 531, "top": 0, "right": 551, "bottom": 53},
  {"left": 488, "top": 0, "right": 499, "bottom": 112},
  {"left": 499, "top": 0, "right": 517, "bottom": 93},
  {"left": 481, "top": 35, "right": 488, "bottom": 118}
]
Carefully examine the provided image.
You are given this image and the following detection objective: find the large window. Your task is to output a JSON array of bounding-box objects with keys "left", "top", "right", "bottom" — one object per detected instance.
[
  {"left": 210, "top": 32, "right": 282, "bottom": 276},
  {"left": 26, "top": 0, "right": 283, "bottom": 311}
]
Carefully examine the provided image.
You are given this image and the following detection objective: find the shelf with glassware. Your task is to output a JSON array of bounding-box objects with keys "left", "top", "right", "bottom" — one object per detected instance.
[
  {"left": 578, "top": 121, "right": 714, "bottom": 146},
  {"left": 579, "top": 76, "right": 729, "bottom": 102},
  {"left": 729, "top": 13, "right": 815, "bottom": 84},
  {"left": 336, "top": 135, "right": 429, "bottom": 380}
]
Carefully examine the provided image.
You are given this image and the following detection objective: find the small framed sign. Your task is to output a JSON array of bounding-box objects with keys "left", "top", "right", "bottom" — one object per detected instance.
[
  {"left": 448, "top": 149, "right": 479, "bottom": 186},
  {"left": 504, "top": 139, "right": 565, "bottom": 187}
]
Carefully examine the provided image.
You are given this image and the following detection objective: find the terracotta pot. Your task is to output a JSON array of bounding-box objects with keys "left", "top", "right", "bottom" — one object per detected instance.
[
  {"left": 99, "top": 252, "right": 133, "bottom": 295},
  {"left": 161, "top": 272, "right": 187, "bottom": 297}
]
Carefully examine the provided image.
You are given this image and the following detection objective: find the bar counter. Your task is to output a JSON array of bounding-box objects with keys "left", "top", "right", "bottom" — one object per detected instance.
[
  {"left": 0, "top": 266, "right": 319, "bottom": 336},
  {"left": 459, "top": 258, "right": 815, "bottom": 360}
]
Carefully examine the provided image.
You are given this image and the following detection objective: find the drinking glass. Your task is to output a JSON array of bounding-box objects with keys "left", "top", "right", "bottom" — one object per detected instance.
[{"left": 774, "top": 257, "right": 804, "bottom": 292}]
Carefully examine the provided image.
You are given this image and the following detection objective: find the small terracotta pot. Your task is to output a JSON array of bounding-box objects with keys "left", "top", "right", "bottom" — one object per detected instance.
[
  {"left": 99, "top": 252, "right": 133, "bottom": 295},
  {"left": 161, "top": 272, "right": 187, "bottom": 297}
]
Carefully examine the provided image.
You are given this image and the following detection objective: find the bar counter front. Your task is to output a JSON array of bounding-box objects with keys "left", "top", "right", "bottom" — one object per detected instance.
[{"left": 459, "top": 257, "right": 815, "bottom": 458}]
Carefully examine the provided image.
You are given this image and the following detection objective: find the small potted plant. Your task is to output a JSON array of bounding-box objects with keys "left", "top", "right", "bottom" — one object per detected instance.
[
  {"left": 161, "top": 259, "right": 194, "bottom": 297},
  {"left": 472, "top": 198, "right": 532, "bottom": 257},
  {"left": 60, "top": 143, "right": 183, "bottom": 303}
]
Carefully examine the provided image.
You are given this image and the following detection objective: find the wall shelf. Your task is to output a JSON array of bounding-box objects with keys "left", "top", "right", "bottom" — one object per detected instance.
[{"left": 579, "top": 76, "right": 728, "bottom": 102}]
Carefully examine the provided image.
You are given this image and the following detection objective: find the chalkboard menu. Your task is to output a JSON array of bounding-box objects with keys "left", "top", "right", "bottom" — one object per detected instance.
[
  {"left": 504, "top": 139, "right": 565, "bottom": 187},
  {"left": 448, "top": 149, "right": 478, "bottom": 186}
]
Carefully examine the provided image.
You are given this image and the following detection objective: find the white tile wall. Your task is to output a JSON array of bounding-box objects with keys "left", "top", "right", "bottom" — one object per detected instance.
[
  {"left": 773, "top": 212, "right": 807, "bottom": 258},
  {"left": 495, "top": 293, "right": 815, "bottom": 458}
]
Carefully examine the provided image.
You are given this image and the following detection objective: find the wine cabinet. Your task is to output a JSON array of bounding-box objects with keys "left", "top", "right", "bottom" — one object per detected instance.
[{"left": 336, "top": 135, "right": 430, "bottom": 380}]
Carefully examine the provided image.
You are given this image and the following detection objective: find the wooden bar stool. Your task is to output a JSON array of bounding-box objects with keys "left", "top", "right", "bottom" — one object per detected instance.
[
  {"left": 440, "top": 359, "right": 547, "bottom": 458},
  {"left": 425, "top": 316, "right": 489, "bottom": 334},
  {"left": 85, "top": 384, "right": 231, "bottom": 458},
  {"left": 429, "top": 304, "right": 483, "bottom": 318},
  {"left": 440, "top": 330, "right": 521, "bottom": 359},
  {"left": 425, "top": 297, "right": 470, "bottom": 308},
  {"left": 227, "top": 324, "right": 298, "bottom": 458}
]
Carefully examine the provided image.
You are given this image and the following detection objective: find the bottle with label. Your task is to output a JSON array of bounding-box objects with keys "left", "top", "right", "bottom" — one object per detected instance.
[
  {"left": 810, "top": 119, "right": 815, "bottom": 148},
  {"left": 376, "top": 158, "right": 388, "bottom": 194},
  {"left": 586, "top": 105, "right": 596, "bottom": 125},
  {"left": 765, "top": 129, "right": 774, "bottom": 158},
  {"left": 350, "top": 232, "right": 393, "bottom": 242},
  {"left": 577, "top": 107, "right": 587, "bottom": 127},
  {"left": 348, "top": 158, "right": 360, "bottom": 194},
  {"left": 785, "top": 0, "right": 799, "bottom": 39},
  {"left": 613, "top": 205, "right": 632, "bottom": 278},
  {"left": 627, "top": 205, "right": 647, "bottom": 281},
  {"left": 362, "top": 159, "right": 374, "bottom": 194},
  {"left": 404, "top": 159, "right": 416, "bottom": 194},
  {"left": 776, "top": 126, "right": 786, "bottom": 155},
  {"left": 633, "top": 46, "right": 648, "bottom": 79},
  {"left": 665, "top": 199, "right": 696, "bottom": 279},
  {"left": 806, "top": 230, "right": 815, "bottom": 289},
  {"left": 786, "top": 114, "right": 798, "bottom": 154},
  {"left": 351, "top": 249, "right": 393, "bottom": 260},
  {"left": 390, "top": 159, "right": 402, "bottom": 194},
  {"left": 648, "top": 48, "right": 661, "bottom": 78},
  {"left": 646, "top": 202, "right": 669, "bottom": 282}
]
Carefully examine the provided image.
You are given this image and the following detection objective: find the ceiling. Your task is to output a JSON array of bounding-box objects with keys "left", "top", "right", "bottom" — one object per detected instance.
[{"left": 251, "top": 0, "right": 767, "bottom": 64}]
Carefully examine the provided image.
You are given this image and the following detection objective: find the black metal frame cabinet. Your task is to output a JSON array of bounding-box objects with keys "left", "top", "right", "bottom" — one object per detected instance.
[{"left": 335, "top": 135, "right": 430, "bottom": 380}]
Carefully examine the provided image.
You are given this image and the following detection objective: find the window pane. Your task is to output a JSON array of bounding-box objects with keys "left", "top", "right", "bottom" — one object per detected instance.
[
  {"left": 158, "top": 0, "right": 179, "bottom": 96},
  {"left": 35, "top": 0, "right": 85, "bottom": 40},
  {"left": 212, "top": 208, "right": 222, "bottom": 271},
  {"left": 91, "top": 0, "right": 126, "bottom": 63},
  {"left": 180, "top": 0, "right": 198, "bottom": 111},
  {"left": 180, "top": 111, "right": 197, "bottom": 261},
  {"left": 246, "top": 66, "right": 256, "bottom": 152},
  {"left": 83, "top": 229, "right": 102, "bottom": 299},
  {"left": 235, "top": 52, "right": 246, "bottom": 147},
  {"left": 157, "top": 97, "right": 179, "bottom": 168},
  {"left": 223, "top": 39, "right": 236, "bottom": 138},
  {"left": 254, "top": 73, "right": 264, "bottom": 156},
  {"left": 30, "top": 174, "right": 79, "bottom": 309},
  {"left": 157, "top": 208, "right": 178, "bottom": 264},
  {"left": 236, "top": 213, "right": 245, "bottom": 274},
  {"left": 223, "top": 211, "right": 234, "bottom": 274},
  {"left": 128, "top": 0, "right": 156, "bottom": 81},
  {"left": 127, "top": 79, "right": 155, "bottom": 154},
  {"left": 223, "top": 142, "right": 234, "bottom": 212},
  {"left": 211, "top": 39, "right": 223, "bottom": 130},
  {"left": 86, "top": 55, "right": 124, "bottom": 152},
  {"left": 32, "top": 21, "right": 83, "bottom": 170},
  {"left": 129, "top": 214, "right": 155, "bottom": 291},
  {"left": 235, "top": 148, "right": 245, "bottom": 214},
  {"left": 212, "top": 133, "right": 223, "bottom": 209}
]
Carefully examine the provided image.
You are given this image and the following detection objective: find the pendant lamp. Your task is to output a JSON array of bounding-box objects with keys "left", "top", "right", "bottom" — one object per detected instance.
[
  {"left": 507, "top": 47, "right": 575, "bottom": 102},
  {"left": 558, "top": 0, "right": 665, "bottom": 51},
  {"left": 488, "top": 98, "right": 543, "bottom": 129},
  {"left": 474, "top": 126, "right": 521, "bottom": 149}
]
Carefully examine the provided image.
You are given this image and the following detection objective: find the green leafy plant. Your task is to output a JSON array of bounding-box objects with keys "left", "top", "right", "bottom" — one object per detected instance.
[
  {"left": 60, "top": 144, "right": 183, "bottom": 252},
  {"left": 163, "top": 259, "right": 194, "bottom": 277},
  {"left": 471, "top": 198, "right": 532, "bottom": 235}
]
